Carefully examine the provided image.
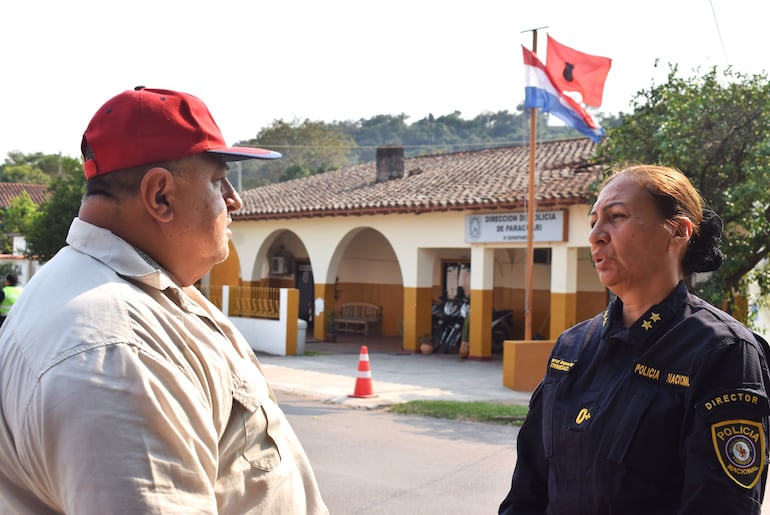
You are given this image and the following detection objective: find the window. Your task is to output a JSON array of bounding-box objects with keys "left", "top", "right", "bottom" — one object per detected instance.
[{"left": 442, "top": 261, "right": 470, "bottom": 300}]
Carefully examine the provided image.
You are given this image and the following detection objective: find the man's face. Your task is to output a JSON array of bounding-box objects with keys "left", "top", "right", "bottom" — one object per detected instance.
[{"left": 169, "top": 154, "right": 242, "bottom": 281}]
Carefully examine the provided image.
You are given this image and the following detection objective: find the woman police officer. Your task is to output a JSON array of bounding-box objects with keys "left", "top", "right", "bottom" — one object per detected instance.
[{"left": 499, "top": 165, "right": 770, "bottom": 514}]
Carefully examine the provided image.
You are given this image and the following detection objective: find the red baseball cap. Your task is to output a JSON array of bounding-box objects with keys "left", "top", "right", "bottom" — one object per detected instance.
[{"left": 81, "top": 86, "right": 281, "bottom": 179}]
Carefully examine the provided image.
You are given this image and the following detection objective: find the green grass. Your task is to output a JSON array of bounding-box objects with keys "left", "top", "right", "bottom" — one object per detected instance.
[{"left": 388, "top": 400, "right": 528, "bottom": 425}]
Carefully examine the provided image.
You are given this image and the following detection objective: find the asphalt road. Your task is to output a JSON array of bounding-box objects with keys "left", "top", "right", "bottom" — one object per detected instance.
[
  {"left": 279, "top": 391, "right": 519, "bottom": 515},
  {"left": 280, "top": 391, "right": 770, "bottom": 515}
]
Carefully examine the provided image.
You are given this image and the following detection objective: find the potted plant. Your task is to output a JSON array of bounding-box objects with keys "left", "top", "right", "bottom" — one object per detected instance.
[
  {"left": 325, "top": 311, "right": 337, "bottom": 342},
  {"left": 419, "top": 334, "right": 433, "bottom": 355},
  {"left": 459, "top": 315, "right": 470, "bottom": 359}
]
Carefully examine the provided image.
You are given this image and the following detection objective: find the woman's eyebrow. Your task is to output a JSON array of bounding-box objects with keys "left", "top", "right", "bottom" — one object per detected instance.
[{"left": 590, "top": 200, "right": 625, "bottom": 217}]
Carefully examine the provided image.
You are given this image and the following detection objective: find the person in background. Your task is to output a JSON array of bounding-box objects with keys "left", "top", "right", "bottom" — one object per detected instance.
[
  {"left": 499, "top": 164, "right": 770, "bottom": 514},
  {"left": 0, "top": 273, "right": 23, "bottom": 326},
  {"left": 0, "top": 87, "right": 328, "bottom": 514}
]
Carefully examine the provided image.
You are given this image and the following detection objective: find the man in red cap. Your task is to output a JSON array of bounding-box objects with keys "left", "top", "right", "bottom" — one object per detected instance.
[{"left": 0, "top": 87, "right": 328, "bottom": 514}]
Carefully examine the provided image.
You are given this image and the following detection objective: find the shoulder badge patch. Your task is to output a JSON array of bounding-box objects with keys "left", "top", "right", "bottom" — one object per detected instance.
[{"left": 711, "top": 419, "right": 765, "bottom": 489}]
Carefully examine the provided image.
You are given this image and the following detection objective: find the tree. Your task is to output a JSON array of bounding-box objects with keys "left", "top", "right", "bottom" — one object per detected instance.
[
  {"left": 234, "top": 119, "right": 356, "bottom": 188},
  {"left": 0, "top": 162, "right": 50, "bottom": 184},
  {"left": 342, "top": 114, "right": 410, "bottom": 162},
  {"left": 227, "top": 108, "right": 615, "bottom": 188},
  {"left": 25, "top": 171, "right": 85, "bottom": 262},
  {"left": 0, "top": 191, "right": 40, "bottom": 254},
  {"left": 596, "top": 65, "right": 770, "bottom": 314},
  {"left": 0, "top": 262, "right": 21, "bottom": 278},
  {"left": 1, "top": 152, "right": 81, "bottom": 184}
]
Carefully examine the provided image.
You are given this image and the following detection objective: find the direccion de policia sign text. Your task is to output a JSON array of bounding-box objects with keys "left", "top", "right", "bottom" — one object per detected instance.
[{"left": 465, "top": 210, "right": 567, "bottom": 243}]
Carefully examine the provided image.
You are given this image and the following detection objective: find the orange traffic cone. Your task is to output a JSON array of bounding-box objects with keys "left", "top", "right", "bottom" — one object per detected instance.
[{"left": 349, "top": 345, "right": 378, "bottom": 398}]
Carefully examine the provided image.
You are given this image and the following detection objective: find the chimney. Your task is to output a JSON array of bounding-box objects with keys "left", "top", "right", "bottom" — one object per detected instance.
[{"left": 375, "top": 146, "right": 404, "bottom": 183}]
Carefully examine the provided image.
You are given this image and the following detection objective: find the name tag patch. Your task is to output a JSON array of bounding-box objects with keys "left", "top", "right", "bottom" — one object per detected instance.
[{"left": 711, "top": 419, "right": 765, "bottom": 489}]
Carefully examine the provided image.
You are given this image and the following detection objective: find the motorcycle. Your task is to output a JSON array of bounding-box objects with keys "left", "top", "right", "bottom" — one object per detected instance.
[
  {"left": 431, "top": 297, "right": 448, "bottom": 351},
  {"left": 441, "top": 295, "right": 469, "bottom": 354},
  {"left": 429, "top": 294, "right": 469, "bottom": 354},
  {"left": 432, "top": 297, "right": 512, "bottom": 355}
]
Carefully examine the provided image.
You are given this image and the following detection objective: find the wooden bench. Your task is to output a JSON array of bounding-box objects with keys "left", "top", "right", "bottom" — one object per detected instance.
[{"left": 334, "top": 302, "right": 381, "bottom": 336}]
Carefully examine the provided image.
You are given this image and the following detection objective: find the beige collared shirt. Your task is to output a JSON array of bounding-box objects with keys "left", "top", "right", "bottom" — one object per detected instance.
[{"left": 0, "top": 218, "right": 327, "bottom": 514}]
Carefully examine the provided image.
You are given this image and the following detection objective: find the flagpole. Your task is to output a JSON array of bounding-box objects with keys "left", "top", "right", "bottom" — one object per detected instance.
[{"left": 524, "top": 28, "right": 543, "bottom": 341}]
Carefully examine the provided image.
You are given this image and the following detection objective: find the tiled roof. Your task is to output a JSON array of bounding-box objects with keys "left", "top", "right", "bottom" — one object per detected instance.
[
  {"left": 236, "top": 138, "right": 604, "bottom": 220},
  {"left": 0, "top": 182, "right": 49, "bottom": 208}
]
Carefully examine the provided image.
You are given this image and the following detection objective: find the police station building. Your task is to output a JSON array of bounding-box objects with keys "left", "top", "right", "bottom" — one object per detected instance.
[{"left": 206, "top": 137, "right": 615, "bottom": 366}]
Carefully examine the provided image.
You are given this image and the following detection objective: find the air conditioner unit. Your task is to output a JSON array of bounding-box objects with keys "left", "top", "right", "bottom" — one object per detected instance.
[
  {"left": 270, "top": 256, "right": 290, "bottom": 275},
  {"left": 533, "top": 248, "right": 551, "bottom": 265}
]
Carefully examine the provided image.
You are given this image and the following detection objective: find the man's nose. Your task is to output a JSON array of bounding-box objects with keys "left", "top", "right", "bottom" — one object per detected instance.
[{"left": 223, "top": 178, "right": 243, "bottom": 211}]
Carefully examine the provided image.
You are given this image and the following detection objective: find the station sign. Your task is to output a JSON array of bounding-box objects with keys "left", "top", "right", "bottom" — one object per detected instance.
[{"left": 465, "top": 210, "right": 567, "bottom": 243}]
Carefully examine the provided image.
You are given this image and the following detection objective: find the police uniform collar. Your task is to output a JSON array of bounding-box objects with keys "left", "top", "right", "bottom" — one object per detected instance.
[{"left": 601, "top": 282, "right": 689, "bottom": 343}]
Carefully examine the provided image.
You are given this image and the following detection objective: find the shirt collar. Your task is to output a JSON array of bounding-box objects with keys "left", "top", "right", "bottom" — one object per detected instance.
[
  {"left": 601, "top": 281, "right": 689, "bottom": 343},
  {"left": 66, "top": 217, "right": 181, "bottom": 292}
]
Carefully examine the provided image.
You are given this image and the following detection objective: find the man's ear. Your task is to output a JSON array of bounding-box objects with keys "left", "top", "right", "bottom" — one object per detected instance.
[{"left": 140, "top": 167, "right": 175, "bottom": 223}]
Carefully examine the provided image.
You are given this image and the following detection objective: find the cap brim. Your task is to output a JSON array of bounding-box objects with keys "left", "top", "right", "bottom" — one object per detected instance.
[{"left": 207, "top": 146, "right": 282, "bottom": 161}]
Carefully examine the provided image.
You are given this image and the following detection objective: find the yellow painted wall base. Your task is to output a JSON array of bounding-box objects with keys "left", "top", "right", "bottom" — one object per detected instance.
[
  {"left": 334, "top": 282, "right": 404, "bottom": 335},
  {"left": 403, "top": 286, "right": 432, "bottom": 353},
  {"left": 314, "top": 283, "right": 335, "bottom": 341},
  {"left": 210, "top": 240, "right": 240, "bottom": 287},
  {"left": 285, "top": 289, "right": 299, "bottom": 355},
  {"left": 549, "top": 292, "right": 576, "bottom": 339},
  {"left": 469, "top": 288, "right": 493, "bottom": 359},
  {"left": 502, "top": 340, "right": 555, "bottom": 392}
]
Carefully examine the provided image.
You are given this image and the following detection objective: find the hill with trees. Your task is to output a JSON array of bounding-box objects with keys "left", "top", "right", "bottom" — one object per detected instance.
[{"left": 232, "top": 106, "right": 620, "bottom": 189}]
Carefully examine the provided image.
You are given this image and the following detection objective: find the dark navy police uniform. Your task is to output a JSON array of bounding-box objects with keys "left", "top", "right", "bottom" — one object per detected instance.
[{"left": 500, "top": 282, "right": 770, "bottom": 514}]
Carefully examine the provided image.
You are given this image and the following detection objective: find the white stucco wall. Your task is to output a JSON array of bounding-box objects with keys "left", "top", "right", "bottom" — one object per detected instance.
[{"left": 231, "top": 203, "right": 601, "bottom": 291}]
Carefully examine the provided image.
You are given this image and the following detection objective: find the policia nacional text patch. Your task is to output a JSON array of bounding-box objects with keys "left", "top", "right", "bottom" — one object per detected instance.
[{"left": 711, "top": 419, "right": 765, "bottom": 489}]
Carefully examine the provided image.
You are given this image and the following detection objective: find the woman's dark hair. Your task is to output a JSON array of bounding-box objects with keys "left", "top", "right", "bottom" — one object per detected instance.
[
  {"left": 683, "top": 206, "right": 724, "bottom": 274},
  {"left": 601, "top": 165, "right": 724, "bottom": 274}
]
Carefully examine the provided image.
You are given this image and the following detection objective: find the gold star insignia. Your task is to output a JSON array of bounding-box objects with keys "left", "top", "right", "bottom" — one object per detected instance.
[
  {"left": 602, "top": 310, "right": 609, "bottom": 326},
  {"left": 642, "top": 320, "right": 653, "bottom": 330},
  {"left": 650, "top": 312, "right": 661, "bottom": 322}
]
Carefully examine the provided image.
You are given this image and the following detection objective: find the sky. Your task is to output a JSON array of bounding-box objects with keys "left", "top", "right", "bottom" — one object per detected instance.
[{"left": 1, "top": 0, "right": 765, "bottom": 160}]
